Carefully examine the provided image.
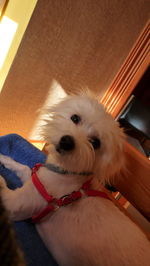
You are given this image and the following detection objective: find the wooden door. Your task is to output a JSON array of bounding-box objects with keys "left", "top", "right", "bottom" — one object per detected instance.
[{"left": 101, "top": 21, "right": 150, "bottom": 220}]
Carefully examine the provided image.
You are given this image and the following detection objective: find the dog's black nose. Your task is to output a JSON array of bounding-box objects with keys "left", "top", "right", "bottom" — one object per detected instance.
[{"left": 57, "top": 135, "right": 75, "bottom": 153}]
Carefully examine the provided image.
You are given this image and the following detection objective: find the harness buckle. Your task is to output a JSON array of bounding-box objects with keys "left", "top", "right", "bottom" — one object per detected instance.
[{"left": 57, "top": 191, "right": 82, "bottom": 206}]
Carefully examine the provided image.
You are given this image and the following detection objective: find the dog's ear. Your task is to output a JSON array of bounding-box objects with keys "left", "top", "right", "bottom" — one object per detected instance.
[
  {"left": 104, "top": 130, "right": 126, "bottom": 185},
  {"left": 45, "top": 80, "right": 68, "bottom": 106},
  {"left": 94, "top": 125, "right": 126, "bottom": 186}
]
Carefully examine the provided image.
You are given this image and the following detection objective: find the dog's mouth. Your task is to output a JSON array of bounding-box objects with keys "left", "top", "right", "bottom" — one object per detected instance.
[{"left": 56, "top": 135, "right": 75, "bottom": 154}]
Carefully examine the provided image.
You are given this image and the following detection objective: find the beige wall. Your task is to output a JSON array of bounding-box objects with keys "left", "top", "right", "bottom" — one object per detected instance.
[{"left": 0, "top": 0, "right": 149, "bottom": 139}]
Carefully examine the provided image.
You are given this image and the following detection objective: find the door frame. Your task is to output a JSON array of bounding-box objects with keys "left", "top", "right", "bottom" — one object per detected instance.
[{"left": 101, "top": 20, "right": 149, "bottom": 118}]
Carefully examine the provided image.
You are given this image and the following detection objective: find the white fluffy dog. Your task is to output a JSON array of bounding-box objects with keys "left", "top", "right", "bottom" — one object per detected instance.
[{"left": 0, "top": 94, "right": 150, "bottom": 266}]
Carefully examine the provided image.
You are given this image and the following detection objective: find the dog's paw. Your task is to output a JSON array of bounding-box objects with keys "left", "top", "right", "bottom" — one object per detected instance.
[
  {"left": 0, "top": 154, "right": 10, "bottom": 168},
  {"left": 0, "top": 154, "right": 5, "bottom": 166},
  {"left": 0, "top": 176, "right": 7, "bottom": 188}
]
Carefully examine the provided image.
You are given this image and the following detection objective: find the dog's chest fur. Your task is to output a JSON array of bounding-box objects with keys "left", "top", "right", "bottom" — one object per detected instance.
[{"left": 35, "top": 168, "right": 150, "bottom": 266}]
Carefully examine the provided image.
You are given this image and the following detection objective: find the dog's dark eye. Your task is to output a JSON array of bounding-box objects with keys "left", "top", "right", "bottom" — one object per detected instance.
[
  {"left": 89, "top": 137, "right": 101, "bottom": 150},
  {"left": 71, "top": 114, "right": 81, "bottom": 124}
]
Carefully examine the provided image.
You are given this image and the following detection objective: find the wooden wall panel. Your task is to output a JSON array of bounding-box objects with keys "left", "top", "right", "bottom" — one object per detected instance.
[{"left": 114, "top": 142, "right": 150, "bottom": 221}]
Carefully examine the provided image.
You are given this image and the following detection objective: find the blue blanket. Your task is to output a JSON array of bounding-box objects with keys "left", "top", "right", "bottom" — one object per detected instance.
[{"left": 0, "top": 134, "right": 58, "bottom": 266}]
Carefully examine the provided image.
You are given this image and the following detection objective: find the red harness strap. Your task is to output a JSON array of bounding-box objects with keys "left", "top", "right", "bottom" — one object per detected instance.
[{"left": 31, "top": 164, "right": 110, "bottom": 223}]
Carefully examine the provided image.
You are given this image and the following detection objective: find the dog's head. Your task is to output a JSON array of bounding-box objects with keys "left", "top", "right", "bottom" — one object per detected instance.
[{"left": 42, "top": 94, "right": 125, "bottom": 184}]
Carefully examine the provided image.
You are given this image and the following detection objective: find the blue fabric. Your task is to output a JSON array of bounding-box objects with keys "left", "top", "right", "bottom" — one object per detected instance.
[{"left": 0, "top": 134, "right": 58, "bottom": 266}]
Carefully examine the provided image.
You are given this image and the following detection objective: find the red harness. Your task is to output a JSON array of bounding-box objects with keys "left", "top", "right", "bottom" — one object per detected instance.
[{"left": 31, "top": 164, "right": 110, "bottom": 223}]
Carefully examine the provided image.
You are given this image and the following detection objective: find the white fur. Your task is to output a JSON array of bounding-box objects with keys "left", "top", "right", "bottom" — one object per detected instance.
[{"left": 0, "top": 94, "right": 149, "bottom": 266}]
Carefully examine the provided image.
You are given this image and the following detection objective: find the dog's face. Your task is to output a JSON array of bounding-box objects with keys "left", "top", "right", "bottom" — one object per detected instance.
[{"left": 42, "top": 95, "right": 125, "bottom": 184}]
